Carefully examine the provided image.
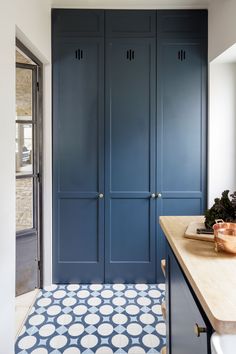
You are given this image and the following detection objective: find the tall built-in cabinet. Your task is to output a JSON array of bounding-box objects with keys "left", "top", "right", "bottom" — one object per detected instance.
[{"left": 52, "top": 10, "right": 207, "bottom": 283}]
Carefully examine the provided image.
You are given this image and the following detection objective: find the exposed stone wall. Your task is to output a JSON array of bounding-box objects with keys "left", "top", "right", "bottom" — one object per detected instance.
[
  {"left": 16, "top": 49, "right": 34, "bottom": 65},
  {"left": 16, "top": 178, "right": 33, "bottom": 231},
  {"left": 16, "top": 67, "right": 32, "bottom": 116}
]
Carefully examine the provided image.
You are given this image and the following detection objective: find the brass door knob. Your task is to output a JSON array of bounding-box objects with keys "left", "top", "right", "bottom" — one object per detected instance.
[
  {"left": 161, "top": 346, "right": 167, "bottom": 354},
  {"left": 161, "top": 302, "right": 167, "bottom": 321},
  {"left": 194, "top": 323, "right": 207, "bottom": 337}
]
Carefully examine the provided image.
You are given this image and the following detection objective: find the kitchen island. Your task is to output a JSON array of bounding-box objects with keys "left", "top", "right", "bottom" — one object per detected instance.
[{"left": 160, "top": 216, "right": 236, "bottom": 354}]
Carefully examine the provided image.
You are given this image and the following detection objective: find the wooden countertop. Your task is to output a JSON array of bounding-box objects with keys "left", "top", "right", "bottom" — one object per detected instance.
[{"left": 160, "top": 216, "right": 236, "bottom": 334}]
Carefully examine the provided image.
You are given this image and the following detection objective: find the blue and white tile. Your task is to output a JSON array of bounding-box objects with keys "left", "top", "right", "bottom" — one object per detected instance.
[{"left": 15, "top": 284, "right": 166, "bottom": 354}]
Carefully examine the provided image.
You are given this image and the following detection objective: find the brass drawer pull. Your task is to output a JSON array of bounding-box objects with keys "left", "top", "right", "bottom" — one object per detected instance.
[
  {"left": 161, "top": 302, "right": 166, "bottom": 321},
  {"left": 161, "top": 346, "right": 167, "bottom": 354},
  {"left": 194, "top": 323, "right": 207, "bottom": 337},
  {"left": 161, "top": 259, "right": 166, "bottom": 277}
]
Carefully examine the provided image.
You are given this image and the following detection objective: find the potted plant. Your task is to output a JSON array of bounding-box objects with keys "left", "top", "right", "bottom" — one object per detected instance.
[{"left": 205, "top": 190, "right": 236, "bottom": 229}]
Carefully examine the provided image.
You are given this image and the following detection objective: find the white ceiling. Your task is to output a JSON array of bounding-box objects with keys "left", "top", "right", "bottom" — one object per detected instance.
[{"left": 51, "top": 0, "right": 210, "bottom": 9}]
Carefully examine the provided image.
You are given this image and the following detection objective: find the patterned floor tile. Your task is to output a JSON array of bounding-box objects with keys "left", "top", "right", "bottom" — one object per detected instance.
[{"left": 15, "top": 284, "right": 166, "bottom": 354}]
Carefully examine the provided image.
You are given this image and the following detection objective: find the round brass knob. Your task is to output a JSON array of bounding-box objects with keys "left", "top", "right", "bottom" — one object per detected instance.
[{"left": 194, "top": 323, "right": 207, "bottom": 337}]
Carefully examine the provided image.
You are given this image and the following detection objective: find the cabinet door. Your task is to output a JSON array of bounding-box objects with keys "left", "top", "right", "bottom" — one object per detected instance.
[
  {"left": 156, "top": 38, "right": 207, "bottom": 281},
  {"left": 52, "top": 9, "right": 104, "bottom": 37},
  {"left": 167, "top": 244, "right": 211, "bottom": 354},
  {"left": 106, "top": 10, "right": 156, "bottom": 38},
  {"left": 105, "top": 38, "right": 156, "bottom": 282},
  {"left": 53, "top": 38, "right": 104, "bottom": 282}
]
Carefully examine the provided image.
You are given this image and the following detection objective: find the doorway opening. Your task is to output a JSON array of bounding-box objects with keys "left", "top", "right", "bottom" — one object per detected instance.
[{"left": 15, "top": 39, "right": 43, "bottom": 335}]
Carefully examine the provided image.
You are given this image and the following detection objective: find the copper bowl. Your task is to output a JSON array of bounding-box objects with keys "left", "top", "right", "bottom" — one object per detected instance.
[{"left": 213, "top": 220, "right": 236, "bottom": 254}]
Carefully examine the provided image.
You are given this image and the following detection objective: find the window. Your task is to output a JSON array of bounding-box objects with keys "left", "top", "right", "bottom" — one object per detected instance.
[{"left": 15, "top": 41, "right": 43, "bottom": 295}]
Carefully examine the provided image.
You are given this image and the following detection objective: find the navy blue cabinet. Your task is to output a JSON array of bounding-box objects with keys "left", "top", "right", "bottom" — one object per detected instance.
[
  {"left": 106, "top": 10, "right": 156, "bottom": 37},
  {"left": 52, "top": 9, "right": 104, "bottom": 37},
  {"left": 156, "top": 10, "right": 207, "bottom": 281},
  {"left": 104, "top": 11, "right": 157, "bottom": 282},
  {"left": 104, "top": 37, "right": 156, "bottom": 282},
  {"left": 52, "top": 10, "right": 207, "bottom": 283},
  {"left": 166, "top": 242, "right": 212, "bottom": 353},
  {"left": 52, "top": 11, "right": 105, "bottom": 282}
]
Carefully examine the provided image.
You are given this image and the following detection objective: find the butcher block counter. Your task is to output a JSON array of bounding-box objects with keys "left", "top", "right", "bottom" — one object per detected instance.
[{"left": 160, "top": 215, "right": 236, "bottom": 335}]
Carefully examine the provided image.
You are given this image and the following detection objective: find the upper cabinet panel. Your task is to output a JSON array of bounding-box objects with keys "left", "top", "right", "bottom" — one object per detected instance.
[
  {"left": 106, "top": 38, "right": 155, "bottom": 192},
  {"left": 52, "top": 9, "right": 104, "bottom": 37},
  {"left": 160, "top": 42, "right": 203, "bottom": 192},
  {"left": 106, "top": 10, "right": 156, "bottom": 37},
  {"left": 157, "top": 10, "right": 207, "bottom": 38},
  {"left": 54, "top": 38, "right": 104, "bottom": 192}
]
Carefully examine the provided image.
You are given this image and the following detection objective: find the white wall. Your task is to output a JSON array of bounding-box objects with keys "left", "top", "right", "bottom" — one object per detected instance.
[
  {"left": 208, "top": 0, "right": 236, "bottom": 206},
  {"left": 0, "top": 0, "right": 51, "bottom": 352},
  {"left": 16, "top": 0, "right": 51, "bottom": 62},
  {"left": 16, "top": 0, "right": 52, "bottom": 287},
  {"left": 0, "top": 0, "right": 16, "bottom": 353},
  {"left": 209, "top": 0, "right": 236, "bottom": 61},
  {"left": 208, "top": 63, "right": 236, "bottom": 206}
]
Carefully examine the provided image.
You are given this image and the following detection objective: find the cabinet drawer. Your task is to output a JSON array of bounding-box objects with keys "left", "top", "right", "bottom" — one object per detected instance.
[{"left": 167, "top": 244, "right": 211, "bottom": 354}]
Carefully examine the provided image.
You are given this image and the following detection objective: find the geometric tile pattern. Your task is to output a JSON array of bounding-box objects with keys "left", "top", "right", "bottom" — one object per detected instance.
[{"left": 15, "top": 284, "right": 166, "bottom": 354}]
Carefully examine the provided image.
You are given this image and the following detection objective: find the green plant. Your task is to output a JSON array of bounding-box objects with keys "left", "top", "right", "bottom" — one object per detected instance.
[{"left": 204, "top": 190, "right": 236, "bottom": 229}]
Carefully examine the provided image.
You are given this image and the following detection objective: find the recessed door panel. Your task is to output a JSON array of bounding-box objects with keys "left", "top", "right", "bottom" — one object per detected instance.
[
  {"left": 57, "top": 41, "right": 101, "bottom": 192},
  {"left": 59, "top": 198, "right": 99, "bottom": 262},
  {"left": 105, "top": 38, "right": 156, "bottom": 282},
  {"left": 106, "top": 10, "right": 156, "bottom": 37},
  {"left": 109, "top": 41, "right": 152, "bottom": 192},
  {"left": 162, "top": 43, "right": 202, "bottom": 192},
  {"left": 162, "top": 198, "right": 201, "bottom": 216},
  {"left": 157, "top": 10, "right": 206, "bottom": 38},
  {"left": 53, "top": 37, "right": 104, "bottom": 282},
  {"left": 110, "top": 199, "right": 150, "bottom": 262},
  {"left": 52, "top": 9, "right": 104, "bottom": 37}
]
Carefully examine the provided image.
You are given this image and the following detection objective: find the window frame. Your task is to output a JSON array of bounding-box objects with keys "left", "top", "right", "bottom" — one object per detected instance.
[{"left": 15, "top": 38, "right": 43, "bottom": 287}]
